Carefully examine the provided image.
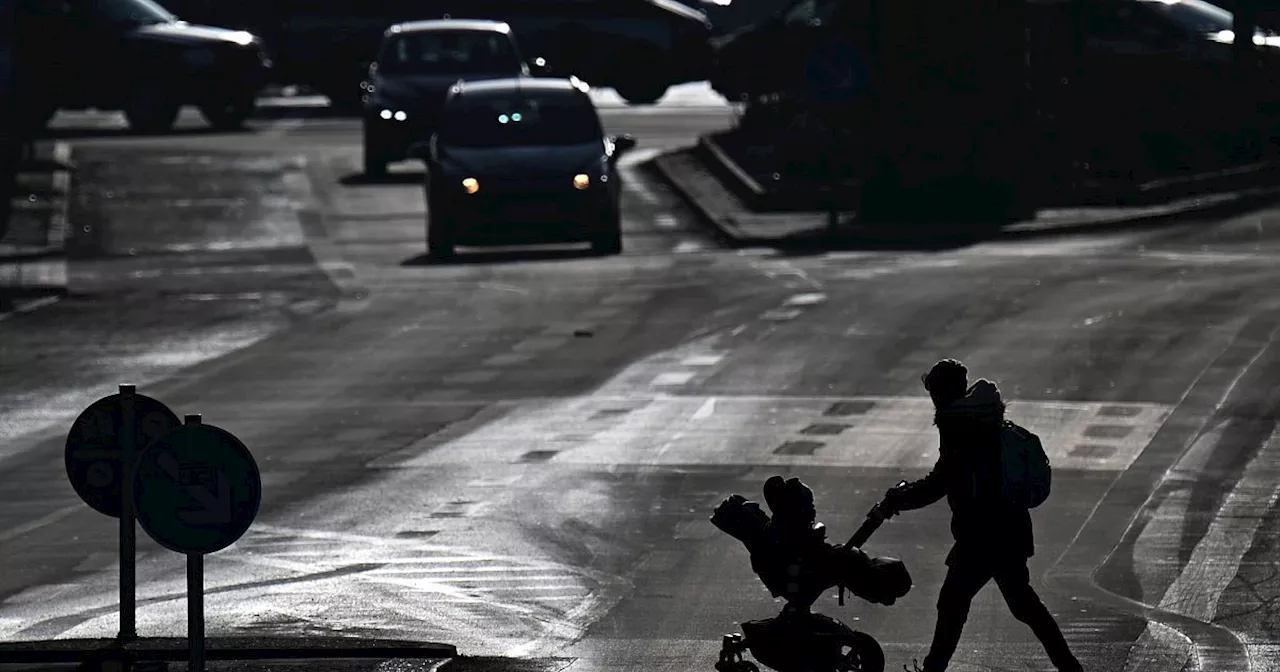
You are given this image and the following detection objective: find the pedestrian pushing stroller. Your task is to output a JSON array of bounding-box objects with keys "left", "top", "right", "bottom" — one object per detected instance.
[{"left": 710, "top": 477, "right": 913, "bottom": 672}]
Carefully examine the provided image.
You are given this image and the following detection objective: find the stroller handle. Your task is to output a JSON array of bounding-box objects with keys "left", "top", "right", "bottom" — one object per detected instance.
[{"left": 842, "top": 480, "right": 907, "bottom": 550}]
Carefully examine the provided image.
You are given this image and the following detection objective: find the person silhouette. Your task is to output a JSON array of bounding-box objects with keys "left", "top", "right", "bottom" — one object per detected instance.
[{"left": 882, "top": 359, "right": 1082, "bottom": 672}]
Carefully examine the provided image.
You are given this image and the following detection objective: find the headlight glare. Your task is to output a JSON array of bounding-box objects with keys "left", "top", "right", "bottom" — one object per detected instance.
[
  {"left": 462, "top": 177, "right": 480, "bottom": 194},
  {"left": 573, "top": 174, "right": 590, "bottom": 190},
  {"left": 379, "top": 109, "right": 392, "bottom": 120},
  {"left": 393, "top": 110, "right": 407, "bottom": 121}
]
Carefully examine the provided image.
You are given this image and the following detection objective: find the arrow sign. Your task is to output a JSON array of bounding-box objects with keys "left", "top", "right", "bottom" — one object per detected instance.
[{"left": 134, "top": 420, "right": 261, "bottom": 556}]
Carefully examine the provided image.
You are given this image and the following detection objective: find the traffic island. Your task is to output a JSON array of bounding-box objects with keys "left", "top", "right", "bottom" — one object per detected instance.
[
  {"left": 1, "top": 141, "right": 72, "bottom": 315},
  {"left": 649, "top": 137, "right": 1280, "bottom": 251}
]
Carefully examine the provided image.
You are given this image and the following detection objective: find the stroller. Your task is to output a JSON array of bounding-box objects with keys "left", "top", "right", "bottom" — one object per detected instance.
[{"left": 709, "top": 477, "right": 912, "bottom": 672}]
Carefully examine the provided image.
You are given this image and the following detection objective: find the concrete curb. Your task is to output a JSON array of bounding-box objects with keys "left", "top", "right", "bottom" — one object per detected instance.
[
  {"left": 0, "top": 637, "right": 457, "bottom": 663},
  {"left": 1, "top": 141, "right": 73, "bottom": 315},
  {"left": 644, "top": 150, "right": 751, "bottom": 247}
]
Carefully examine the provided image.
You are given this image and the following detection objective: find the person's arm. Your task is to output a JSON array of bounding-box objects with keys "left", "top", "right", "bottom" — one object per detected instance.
[{"left": 885, "top": 453, "right": 950, "bottom": 512}]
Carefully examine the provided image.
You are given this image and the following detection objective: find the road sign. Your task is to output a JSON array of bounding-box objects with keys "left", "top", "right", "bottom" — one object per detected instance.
[
  {"left": 804, "top": 40, "right": 869, "bottom": 104},
  {"left": 65, "top": 391, "right": 181, "bottom": 518},
  {"left": 134, "top": 418, "right": 261, "bottom": 555}
]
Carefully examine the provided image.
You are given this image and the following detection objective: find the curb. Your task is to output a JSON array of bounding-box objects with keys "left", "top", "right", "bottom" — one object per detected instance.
[
  {"left": 644, "top": 150, "right": 750, "bottom": 247},
  {"left": 0, "top": 637, "right": 457, "bottom": 664}
]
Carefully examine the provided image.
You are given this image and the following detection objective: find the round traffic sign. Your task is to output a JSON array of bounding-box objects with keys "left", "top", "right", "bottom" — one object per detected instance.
[
  {"left": 65, "top": 393, "right": 182, "bottom": 518},
  {"left": 134, "top": 423, "right": 261, "bottom": 555},
  {"left": 804, "top": 40, "right": 869, "bottom": 104}
]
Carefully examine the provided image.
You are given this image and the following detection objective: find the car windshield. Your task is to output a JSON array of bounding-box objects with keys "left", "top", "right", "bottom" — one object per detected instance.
[
  {"left": 378, "top": 31, "right": 523, "bottom": 75},
  {"left": 439, "top": 95, "right": 603, "bottom": 148},
  {"left": 84, "top": 0, "right": 176, "bottom": 26},
  {"left": 1141, "top": 0, "right": 1234, "bottom": 34}
]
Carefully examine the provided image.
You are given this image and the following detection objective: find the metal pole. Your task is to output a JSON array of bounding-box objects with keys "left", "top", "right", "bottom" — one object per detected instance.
[
  {"left": 187, "top": 553, "right": 205, "bottom": 672},
  {"left": 118, "top": 383, "right": 137, "bottom": 643}
]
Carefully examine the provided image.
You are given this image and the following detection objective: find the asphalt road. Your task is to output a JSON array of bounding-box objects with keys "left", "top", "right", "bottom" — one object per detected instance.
[{"left": 3, "top": 83, "right": 1280, "bottom": 672}]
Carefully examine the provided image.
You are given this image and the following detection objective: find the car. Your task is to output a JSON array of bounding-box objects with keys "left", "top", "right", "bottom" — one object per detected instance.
[
  {"left": 361, "top": 19, "right": 545, "bottom": 177},
  {"left": 177, "top": 0, "right": 712, "bottom": 110},
  {"left": 411, "top": 77, "right": 637, "bottom": 258},
  {"left": 14, "top": 0, "right": 272, "bottom": 133}
]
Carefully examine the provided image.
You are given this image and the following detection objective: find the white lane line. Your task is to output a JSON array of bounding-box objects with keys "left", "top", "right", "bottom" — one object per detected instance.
[
  {"left": 654, "top": 214, "right": 679, "bottom": 229},
  {"left": 0, "top": 504, "right": 83, "bottom": 544},
  {"left": 761, "top": 309, "right": 802, "bottom": 321},
  {"left": 692, "top": 398, "right": 716, "bottom": 420},
  {"left": 484, "top": 353, "right": 535, "bottom": 367},
  {"left": 785, "top": 293, "right": 827, "bottom": 307},
  {"left": 443, "top": 371, "right": 500, "bottom": 385},
  {"left": 1123, "top": 424, "right": 1280, "bottom": 672},
  {"left": 651, "top": 372, "right": 696, "bottom": 387},
  {"left": 681, "top": 354, "right": 724, "bottom": 367},
  {"left": 673, "top": 240, "right": 705, "bottom": 254}
]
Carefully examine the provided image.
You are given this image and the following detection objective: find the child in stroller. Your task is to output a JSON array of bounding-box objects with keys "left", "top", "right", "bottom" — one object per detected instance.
[{"left": 710, "top": 476, "right": 913, "bottom": 672}]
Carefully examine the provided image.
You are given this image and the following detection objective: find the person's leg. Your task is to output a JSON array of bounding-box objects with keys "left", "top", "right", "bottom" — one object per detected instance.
[
  {"left": 920, "top": 560, "right": 992, "bottom": 672},
  {"left": 993, "top": 561, "right": 1083, "bottom": 672}
]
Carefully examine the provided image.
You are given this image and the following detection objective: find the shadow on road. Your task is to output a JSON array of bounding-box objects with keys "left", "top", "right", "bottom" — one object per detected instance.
[
  {"left": 761, "top": 175, "right": 1280, "bottom": 257},
  {"left": 402, "top": 246, "right": 601, "bottom": 267},
  {"left": 340, "top": 172, "right": 425, "bottom": 186}
]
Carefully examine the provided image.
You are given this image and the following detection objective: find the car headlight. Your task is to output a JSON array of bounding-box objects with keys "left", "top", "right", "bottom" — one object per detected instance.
[
  {"left": 378, "top": 109, "right": 408, "bottom": 121},
  {"left": 573, "top": 174, "right": 590, "bottom": 190},
  {"left": 462, "top": 177, "right": 480, "bottom": 194}
]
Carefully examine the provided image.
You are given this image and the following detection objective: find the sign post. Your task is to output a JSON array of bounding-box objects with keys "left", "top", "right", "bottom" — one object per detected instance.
[
  {"left": 119, "top": 384, "right": 137, "bottom": 642},
  {"left": 65, "top": 386, "right": 181, "bottom": 644},
  {"left": 134, "top": 414, "right": 262, "bottom": 672}
]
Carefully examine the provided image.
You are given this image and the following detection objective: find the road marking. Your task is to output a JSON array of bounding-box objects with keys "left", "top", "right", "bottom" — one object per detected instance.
[
  {"left": 692, "top": 398, "right": 716, "bottom": 420},
  {"left": 484, "top": 353, "right": 535, "bottom": 367},
  {"left": 0, "top": 504, "right": 83, "bottom": 544},
  {"left": 443, "top": 371, "right": 501, "bottom": 385},
  {"left": 761, "top": 309, "right": 802, "bottom": 321},
  {"left": 379, "top": 395, "right": 1169, "bottom": 470},
  {"left": 512, "top": 336, "right": 568, "bottom": 352},
  {"left": 654, "top": 214, "right": 678, "bottom": 229},
  {"left": 652, "top": 372, "right": 696, "bottom": 387},
  {"left": 785, "top": 293, "right": 827, "bottom": 307},
  {"left": 673, "top": 240, "right": 705, "bottom": 254},
  {"left": 1123, "top": 425, "right": 1280, "bottom": 671},
  {"left": 681, "top": 354, "right": 724, "bottom": 367}
]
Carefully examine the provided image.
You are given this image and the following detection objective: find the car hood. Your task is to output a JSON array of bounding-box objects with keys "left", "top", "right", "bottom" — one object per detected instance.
[
  {"left": 438, "top": 143, "right": 606, "bottom": 178},
  {"left": 372, "top": 73, "right": 517, "bottom": 107},
  {"left": 131, "top": 21, "right": 258, "bottom": 47}
]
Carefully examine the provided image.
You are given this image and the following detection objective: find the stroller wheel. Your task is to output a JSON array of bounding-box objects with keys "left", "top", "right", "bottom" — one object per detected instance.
[{"left": 839, "top": 632, "right": 885, "bottom": 672}]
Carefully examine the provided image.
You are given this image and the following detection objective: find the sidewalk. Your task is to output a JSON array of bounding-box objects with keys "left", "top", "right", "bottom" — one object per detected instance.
[
  {"left": 1, "top": 141, "right": 72, "bottom": 316},
  {"left": 648, "top": 130, "right": 1280, "bottom": 249}
]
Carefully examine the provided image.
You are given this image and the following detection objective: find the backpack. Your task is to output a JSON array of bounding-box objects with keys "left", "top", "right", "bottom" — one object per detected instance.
[{"left": 999, "top": 420, "right": 1052, "bottom": 509}]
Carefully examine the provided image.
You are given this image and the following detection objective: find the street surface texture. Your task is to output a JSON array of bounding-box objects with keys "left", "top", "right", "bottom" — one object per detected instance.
[{"left": 3, "top": 82, "right": 1280, "bottom": 672}]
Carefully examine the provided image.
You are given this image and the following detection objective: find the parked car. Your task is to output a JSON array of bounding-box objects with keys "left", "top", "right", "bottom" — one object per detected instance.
[
  {"left": 413, "top": 77, "right": 636, "bottom": 258},
  {"left": 15, "top": 0, "right": 272, "bottom": 133},
  {"left": 176, "top": 0, "right": 713, "bottom": 109},
  {"left": 362, "top": 19, "right": 546, "bottom": 176}
]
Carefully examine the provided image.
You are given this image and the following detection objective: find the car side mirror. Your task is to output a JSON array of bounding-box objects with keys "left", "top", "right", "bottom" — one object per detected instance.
[
  {"left": 408, "top": 141, "right": 431, "bottom": 159},
  {"left": 612, "top": 134, "right": 637, "bottom": 154}
]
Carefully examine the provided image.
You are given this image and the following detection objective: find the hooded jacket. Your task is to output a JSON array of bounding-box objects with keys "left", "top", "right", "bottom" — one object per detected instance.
[{"left": 890, "top": 379, "right": 1034, "bottom": 565}]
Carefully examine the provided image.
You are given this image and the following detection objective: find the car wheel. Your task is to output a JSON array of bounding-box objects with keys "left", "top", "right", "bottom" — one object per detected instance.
[
  {"left": 363, "top": 127, "right": 389, "bottom": 177},
  {"left": 427, "top": 205, "right": 456, "bottom": 259},
  {"left": 200, "top": 94, "right": 257, "bottom": 130},
  {"left": 615, "top": 79, "right": 669, "bottom": 106},
  {"left": 590, "top": 209, "right": 623, "bottom": 255},
  {"left": 123, "top": 87, "right": 181, "bottom": 133},
  {"left": 363, "top": 151, "right": 388, "bottom": 178}
]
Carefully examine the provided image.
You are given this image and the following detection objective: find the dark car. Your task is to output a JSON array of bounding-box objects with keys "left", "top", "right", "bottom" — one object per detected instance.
[
  {"left": 362, "top": 19, "right": 544, "bottom": 176},
  {"left": 192, "top": 0, "right": 712, "bottom": 109},
  {"left": 412, "top": 77, "right": 637, "bottom": 258},
  {"left": 16, "top": 0, "right": 272, "bottom": 133}
]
